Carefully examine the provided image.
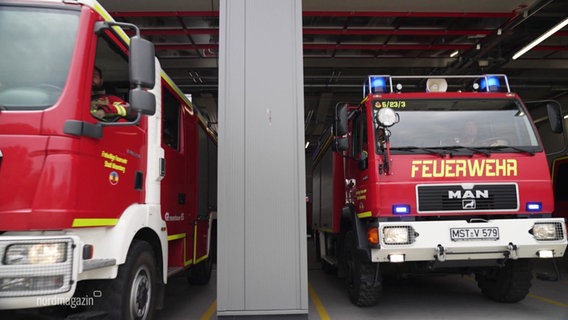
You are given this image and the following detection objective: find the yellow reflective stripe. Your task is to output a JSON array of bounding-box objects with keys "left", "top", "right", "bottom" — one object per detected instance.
[
  {"left": 167, "top": 233, "right": 186, "bottom": 241},
  {"left": 72, "top": 218, "right": 118, "bottom": 227},
  {"left": 195, "top": 254, "right": 209, "bottom": 264},
  {"left": 93, "top": 2, "right": 113, "bottom": 21},
  {"left": 190, "top": 223, "right": 209, "bottom": 265},
  {"left": 168, "top": 233, "right": 193, "bottom": 265},
  {"left": 93, "top": 3, "right": 131, "bottom": 44},
  {"left": 113, "top": 103, "right": 127, "bottom": 116},
  {"left": 357, "top": 211, "right": 372, "bottom": 218},
  {"left": 184, "top": 235, "right": 193, "bottom": 266}
]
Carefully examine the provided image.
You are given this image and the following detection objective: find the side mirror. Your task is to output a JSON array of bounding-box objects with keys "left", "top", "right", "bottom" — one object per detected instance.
[
  {"left": 130, "top": 35, "right": 156, "bottom": 89},
  {"left": 332, "top": 103, "right": 349, "bottom": 152},
  {"left": 332, "top": 137, "right": 348, "bottom": 152},
  {"left": 129, "top": 35, "right": 156, "bottom": 116},
  {"left": 334, "top": 103, "right": 348, "bottom": 136},
  {"left": 358, "top": 151, "right": 368, "bottom": 170},
  {"left": 130, "top": 88, "right": 155, "bottom": 116},
  {"left": 546, "top": 102, "right": 563, "bottom": 134}
]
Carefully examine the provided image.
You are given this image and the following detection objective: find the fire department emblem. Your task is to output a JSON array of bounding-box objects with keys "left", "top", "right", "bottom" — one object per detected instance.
[{"left": 109, "top": 171, "right": 119, "bottom": 185}]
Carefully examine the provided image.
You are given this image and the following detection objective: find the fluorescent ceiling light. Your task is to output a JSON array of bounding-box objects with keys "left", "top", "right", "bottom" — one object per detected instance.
[
  {"left": 450, "top": 50, "right": 459, "bottom": 58},
  {"left": 512, "top": 16, "right": 568, "bottom": 60}
]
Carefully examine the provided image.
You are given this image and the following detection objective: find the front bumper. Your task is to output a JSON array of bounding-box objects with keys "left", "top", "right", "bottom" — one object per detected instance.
[{"left": 371, "top": 218, "right": 567, "bottom": 263}]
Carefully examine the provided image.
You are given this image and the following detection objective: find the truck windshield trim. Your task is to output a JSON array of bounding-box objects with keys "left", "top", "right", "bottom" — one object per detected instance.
[
  {"left": 373, "top": 98, "right": 541, "bottom": 154},
  {"left": 390, "top": 145, "right": 539, "bottom": 157},
  {"left": 0, "top": 5, "right": 80, "bottom": 110}
]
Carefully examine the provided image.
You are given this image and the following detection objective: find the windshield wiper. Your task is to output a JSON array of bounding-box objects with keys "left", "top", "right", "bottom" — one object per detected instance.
[
  {"left": 478, "top": 145, "right": 535, "bottom": 156},
  {"left": 391, "top": 146, "right": 447, "bottom": 157},
  {"left": 444, "top": 146, "right": 491, "bottom": 157}
]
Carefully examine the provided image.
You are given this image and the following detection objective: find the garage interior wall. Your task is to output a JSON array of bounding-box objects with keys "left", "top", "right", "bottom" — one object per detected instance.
[{"left": 217, "top": 0, "right": 308, "bottom": 317}]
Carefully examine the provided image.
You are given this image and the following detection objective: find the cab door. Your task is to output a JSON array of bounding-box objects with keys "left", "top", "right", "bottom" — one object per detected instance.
[
  {"left": 75, "top": 27, "right": 146, "bottom": 222},
  {"left": 346, "top": 107, "right": 371, "bottom": 216}
]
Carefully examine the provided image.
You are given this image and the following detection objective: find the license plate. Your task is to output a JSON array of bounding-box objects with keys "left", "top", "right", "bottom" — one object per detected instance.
[{"left": 450, "top": 227, "right": 499, "bottom": 241}]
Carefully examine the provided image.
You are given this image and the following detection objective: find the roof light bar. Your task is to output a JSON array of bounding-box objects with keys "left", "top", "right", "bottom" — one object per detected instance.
[
  {"left": 480, "top": 76, "right": 501, "bottom": 92},
  {"left": 370, "top": 76, "right": 387, "bottom": 93}
]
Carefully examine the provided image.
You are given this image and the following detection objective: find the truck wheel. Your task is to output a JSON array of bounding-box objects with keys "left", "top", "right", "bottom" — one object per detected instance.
[
  {"left": 475, "top": 259, "right": 532, "bottom": 303},
  {"left": 343, "top": 230, "right": 381, "bottom": 306},
  {"left": 186, "top": 256, "right": 213, "bottom": 285},
  {"left": 95, "top": 240, "right": 157, "bottom": 320}
]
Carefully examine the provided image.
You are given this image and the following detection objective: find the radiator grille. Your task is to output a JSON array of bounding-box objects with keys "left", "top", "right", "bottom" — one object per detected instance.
[{"left": 417, "top": 183, "right": 518, "bottom": 213}]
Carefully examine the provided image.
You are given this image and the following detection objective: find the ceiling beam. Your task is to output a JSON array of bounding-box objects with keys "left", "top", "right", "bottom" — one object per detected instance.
[{"left": 110, "top": 10, "right": 515, "bottom": 18}]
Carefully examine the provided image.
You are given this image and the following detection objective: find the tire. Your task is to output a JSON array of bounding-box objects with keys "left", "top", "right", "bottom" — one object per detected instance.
[
  {"left": 343, "top": 230, "right": 382, "bottom": 307},
  {"left": 93, "top": 240, "right": 157, "bottom": 320},
  {"left": 475, "top": 259, "right": 532, "bottom": 303},
  {"left": 186, "top": 256, "right": 213, "bottom": 285}
]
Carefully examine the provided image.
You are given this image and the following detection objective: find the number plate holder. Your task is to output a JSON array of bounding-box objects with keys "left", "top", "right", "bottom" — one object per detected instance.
[{"left": 450, "top": 227, "right": 499, "bottom": 241}]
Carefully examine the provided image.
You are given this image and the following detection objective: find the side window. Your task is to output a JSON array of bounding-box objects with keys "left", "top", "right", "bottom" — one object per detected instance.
[
  {"left": 351, "top": 112, "right": 361, "bottom": 158},
  {"left": 91, "top": 31, "right": 130, "bottom": 121},
  {"left": 94, "top": 33, "right": 129, "bottom": 99},
  {"left": 351, "top": 109, "right": 367, "bottom": 158},
  {"left": 162, "top": 86, "right": 180, "bottom": 150}
]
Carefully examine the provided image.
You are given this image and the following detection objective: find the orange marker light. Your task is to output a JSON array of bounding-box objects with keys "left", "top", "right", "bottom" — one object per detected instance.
[{"left": 367, "top": 228, "right": 379, "bottom": 245}]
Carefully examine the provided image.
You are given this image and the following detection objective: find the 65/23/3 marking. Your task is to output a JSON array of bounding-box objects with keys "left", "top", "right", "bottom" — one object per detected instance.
[{"left": 450, "top": 227, "right": 499, "bottom": 241}]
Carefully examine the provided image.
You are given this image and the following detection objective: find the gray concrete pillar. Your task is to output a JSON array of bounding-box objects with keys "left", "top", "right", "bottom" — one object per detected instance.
[{"left": 217, "top": 0, "right": 308, "bottom": 318}]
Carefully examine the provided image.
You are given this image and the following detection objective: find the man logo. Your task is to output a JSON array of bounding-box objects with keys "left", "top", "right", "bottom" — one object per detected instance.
[
  {"left": 449, "top": 189, "right": 489, "bottom": 199},
  {"left": 462, "top": 199, "right": 476, "bottom": 209}
]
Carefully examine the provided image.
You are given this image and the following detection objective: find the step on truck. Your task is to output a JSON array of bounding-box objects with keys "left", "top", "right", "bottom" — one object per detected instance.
[
  {"left": 0, "top": 1, "right": 217, "bottom": 319},
  {"left": 311, "top": 74, "right": 568, "bottom": 306}
]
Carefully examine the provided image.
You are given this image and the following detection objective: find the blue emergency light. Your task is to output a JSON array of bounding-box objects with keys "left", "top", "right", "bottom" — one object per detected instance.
[
  {"left": 392, "top": 204, "right": 411, "bottom": 215},
  {"left": 370, "top": 76, "right": 387, "bottom": 93},
  {"left": 480, "top": 76, "right": 501, "bottom": 92},
  {"left": 526, "top": 202, "right": 542, "bottom": 212}
]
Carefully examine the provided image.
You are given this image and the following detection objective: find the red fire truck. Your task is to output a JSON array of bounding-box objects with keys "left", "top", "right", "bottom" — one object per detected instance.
[
  {"left": 312, "top": 74, "right": 568, "bottom": 306},
  {"left": 0, "top": 1, "right": 217, "bottom": 319}
]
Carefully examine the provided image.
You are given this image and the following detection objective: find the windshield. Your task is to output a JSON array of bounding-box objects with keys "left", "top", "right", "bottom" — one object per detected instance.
[
  {"left": 0, "top": 5, "right": 79, "bottom": 110},
  {"left": 372, "top": 98, "right": 541, "bottom": 154}
]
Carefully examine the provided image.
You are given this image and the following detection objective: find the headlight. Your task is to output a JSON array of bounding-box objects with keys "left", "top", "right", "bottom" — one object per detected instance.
[
  {"left": 4, "top": 242, "right": 67, "bottom": 265},
  {"left": 376, "top": 107, "right": 399, "bottom": 127},
  {"left": 531, "top": 223, "right": 563, "bottom": 241},
  {"left": 383, "top": 226, "right": 411, "bottom": 244}
]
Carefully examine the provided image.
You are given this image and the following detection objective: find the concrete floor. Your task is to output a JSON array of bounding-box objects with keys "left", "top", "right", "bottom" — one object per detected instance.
[
  {"left": 2, "top": 238, "right": 567, "bottom": 319},
  {"left": 154, "top": 237, "right": 568, "bottom": 320}
]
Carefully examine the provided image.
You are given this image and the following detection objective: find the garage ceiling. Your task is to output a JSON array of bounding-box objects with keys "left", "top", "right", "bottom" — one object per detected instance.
[{"left": 98, "top": 0, "right": 568, "bottom": 152}]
